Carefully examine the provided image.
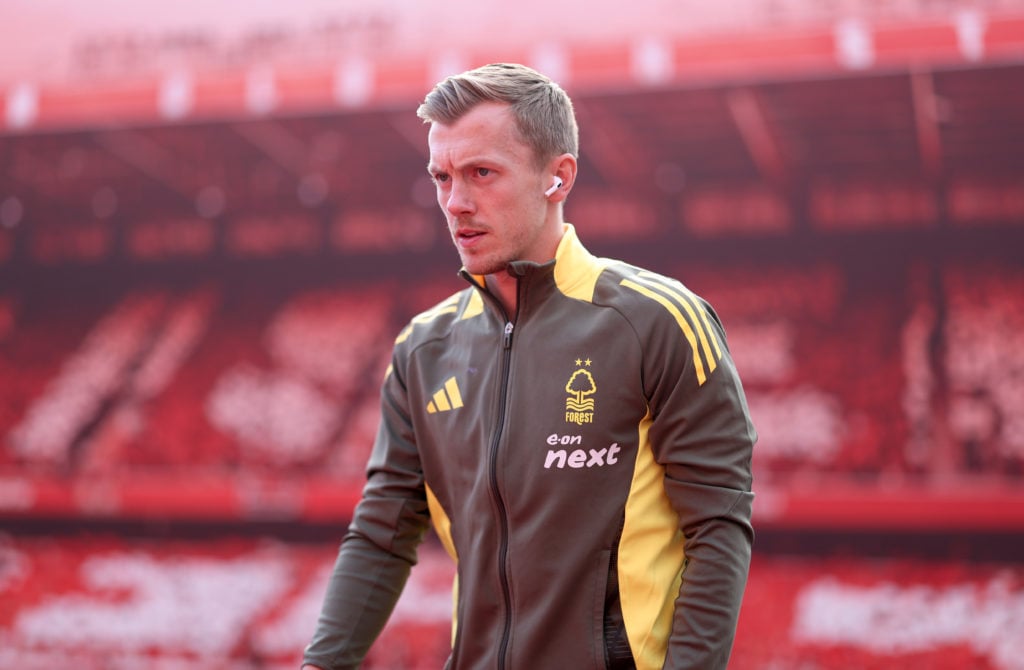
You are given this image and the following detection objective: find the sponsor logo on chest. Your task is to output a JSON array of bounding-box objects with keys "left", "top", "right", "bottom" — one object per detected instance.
[{"left": 543, "top": 433, "right": 621, "bottom": 470}]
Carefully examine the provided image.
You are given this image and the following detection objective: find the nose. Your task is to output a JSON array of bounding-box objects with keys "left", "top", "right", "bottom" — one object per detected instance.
[{"left": 444, "top": 180, "right": 474, "bottom": 217}]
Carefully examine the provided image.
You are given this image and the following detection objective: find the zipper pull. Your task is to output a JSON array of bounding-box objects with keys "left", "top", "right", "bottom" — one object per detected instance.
[{"left": 503, "top": 321, "right": 514, "bottom": 349}]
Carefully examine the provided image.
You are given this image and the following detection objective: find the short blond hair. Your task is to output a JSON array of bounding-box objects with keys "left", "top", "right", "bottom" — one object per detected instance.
[{"left": 417, "top": 63, "right": 579, "bottom": 167}]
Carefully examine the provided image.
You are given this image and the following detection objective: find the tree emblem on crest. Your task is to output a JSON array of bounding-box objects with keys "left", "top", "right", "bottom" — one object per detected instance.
[{"left": 565, "top": 369, "right": 596, "bottom": 412}]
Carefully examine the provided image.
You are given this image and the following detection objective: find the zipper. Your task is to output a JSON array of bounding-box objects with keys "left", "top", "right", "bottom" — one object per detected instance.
[
  {"left": 491, "top": 317, "right": 514, "bottom": 670},
  {"left": 462, "top": 269, "right": 522, "bottom": 670}
]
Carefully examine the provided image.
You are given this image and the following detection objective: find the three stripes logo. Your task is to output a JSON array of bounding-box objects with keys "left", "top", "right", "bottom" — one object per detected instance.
[
  {"left": 427, "top": 376, "right": 464, "bottom": 414},
  {"left": 620, "top": 271, "right": 724, "bottom": 386}
]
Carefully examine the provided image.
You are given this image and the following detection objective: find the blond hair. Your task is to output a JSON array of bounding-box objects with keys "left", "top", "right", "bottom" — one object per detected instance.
[{"left": 417, "top": 63, "right": 579, "bottom": 167}]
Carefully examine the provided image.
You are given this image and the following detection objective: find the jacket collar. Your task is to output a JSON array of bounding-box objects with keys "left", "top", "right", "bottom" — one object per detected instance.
[
  {"left": 460, "top": 224, "right": 610, "bottom": 300},
  {"left": 458, "top": 224, "right": 614, "bottom": 321}
]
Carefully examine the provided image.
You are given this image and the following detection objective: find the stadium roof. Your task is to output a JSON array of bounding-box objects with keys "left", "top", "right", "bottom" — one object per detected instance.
[{"left": 1, "top": 0, "right": 1023, "bottom": 249}]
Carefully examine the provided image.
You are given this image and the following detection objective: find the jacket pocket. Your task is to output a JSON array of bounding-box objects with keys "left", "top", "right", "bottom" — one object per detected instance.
[{"left": 602, "top": 531, "right": 636, "bottom": 670}]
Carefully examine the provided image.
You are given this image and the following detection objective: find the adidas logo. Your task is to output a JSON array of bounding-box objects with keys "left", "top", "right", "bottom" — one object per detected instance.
[{"left": 426, "top": 377, "right": 464, "bottom": 413}]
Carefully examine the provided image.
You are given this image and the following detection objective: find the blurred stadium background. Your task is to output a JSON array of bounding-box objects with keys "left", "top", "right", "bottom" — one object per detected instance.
[{"left": 2, "top": 0, "right": 1024, "bottom": 667}]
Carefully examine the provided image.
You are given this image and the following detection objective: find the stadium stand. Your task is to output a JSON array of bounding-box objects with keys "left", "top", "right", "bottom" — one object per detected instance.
[
  {"left": 943, "top": 264, "right": 1024, "bottom": 476},
  {"left": 5, "top": 257, "right": 1023, "bottom": 489},
  {"left": 1, "top": 534, "right": 1021, "bottom": 669}
]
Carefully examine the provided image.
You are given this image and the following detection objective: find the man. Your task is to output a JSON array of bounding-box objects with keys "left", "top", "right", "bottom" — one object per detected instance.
[{"left": 303, "top": 63, "right": 755, "bottom": 670}]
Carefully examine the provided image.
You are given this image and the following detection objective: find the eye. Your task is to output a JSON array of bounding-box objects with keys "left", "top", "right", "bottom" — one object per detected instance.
[
  {"left": 475, "top": 167, "right": 492, "bottom": 178},
  {"left": 433, "top": 172, "right": 450, "bottom": 184}
]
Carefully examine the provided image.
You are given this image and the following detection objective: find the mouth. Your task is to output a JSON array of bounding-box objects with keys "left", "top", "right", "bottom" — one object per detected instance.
[{"left": 455, "top": 227, "right": 487, "bottom": 248}]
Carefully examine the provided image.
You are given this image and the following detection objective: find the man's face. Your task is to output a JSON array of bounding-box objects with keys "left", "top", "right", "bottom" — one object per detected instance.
[{"left": 427, "top": 102, "right": 556, "bottom": 276}]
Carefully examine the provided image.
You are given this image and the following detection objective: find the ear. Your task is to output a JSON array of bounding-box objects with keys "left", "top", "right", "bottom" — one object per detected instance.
[{"left": 546, "top": 153, "right": 577, "bottom": 202}]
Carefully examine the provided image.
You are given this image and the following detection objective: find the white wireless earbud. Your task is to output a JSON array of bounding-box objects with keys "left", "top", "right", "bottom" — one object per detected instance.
[{"left": 544, "top": 177, "right": 563, "bottom": 197}]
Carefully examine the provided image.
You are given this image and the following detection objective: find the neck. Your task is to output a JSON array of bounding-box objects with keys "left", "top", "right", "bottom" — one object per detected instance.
[
  {"left": 485, "top": 272, "right": 518, "bottom": 317},
  {"left": 478, "top": 222, "right": 569, "bottom": 317}
]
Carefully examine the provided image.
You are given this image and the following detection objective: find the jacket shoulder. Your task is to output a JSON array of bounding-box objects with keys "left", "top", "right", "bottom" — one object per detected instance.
[
  {"left": 596, "top": 263, "right": 730, "bottom": 388},
  {"left": 393, "top": 287, "right": 479, "bottom": 350},
  {"left": 594, "top": 263, "right": 713, "bottom": 317}
]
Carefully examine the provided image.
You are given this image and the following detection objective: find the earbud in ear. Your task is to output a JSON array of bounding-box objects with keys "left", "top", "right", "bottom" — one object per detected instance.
[{"left": 544, "top": 177, "right": 564, "bottom": 197}]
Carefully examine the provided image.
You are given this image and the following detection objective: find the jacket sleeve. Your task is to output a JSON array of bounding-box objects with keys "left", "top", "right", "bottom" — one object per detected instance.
[
  {"left": 645, "top": 298, "right": 756, "bottom": 670},
  {"left": 302, "top": 357, "right": 432, "bottom": 670}
]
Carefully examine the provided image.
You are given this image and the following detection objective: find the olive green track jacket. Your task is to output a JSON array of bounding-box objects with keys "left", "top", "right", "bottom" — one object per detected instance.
[{"left": 304, "top": 225, "right": 756, "bottom": 670}]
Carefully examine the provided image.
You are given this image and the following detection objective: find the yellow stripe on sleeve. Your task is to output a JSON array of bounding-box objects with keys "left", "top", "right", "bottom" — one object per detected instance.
[
  {"left": 621, "top": 279, "right": 708, "bottom": 385},
  {"left": 634, "top": 273, "right": 721, "bottom": 373}
]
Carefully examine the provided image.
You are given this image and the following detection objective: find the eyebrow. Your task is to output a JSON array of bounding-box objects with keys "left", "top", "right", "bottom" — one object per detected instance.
[{"left": 427, "top": 153, "right": 502, "bottom": 176}]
